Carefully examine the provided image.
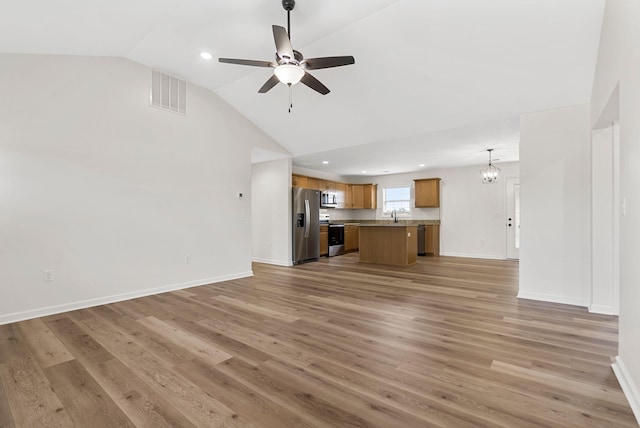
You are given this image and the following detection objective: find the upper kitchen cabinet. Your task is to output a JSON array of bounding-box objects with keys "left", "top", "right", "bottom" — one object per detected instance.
[
  {"left": 319, "top": 180, "right": 336, "bottom": 193},
  {"left": 345, "top": 185, "right": 353, "bottom": 209},
  {"left": 335, "top": 182, "right": 347, "bottom": 209},
  {"left": 351, "top": 185, "right": 364, "bottom": 209},
  {"left": 292, "top": 175, "right": 308, "bottom": 188},
  {"left": 363, "top": 184, "right": 377, "bottom": 209},
  {"left": 351, "top": 184, "right": 377, "bottom": 209},
  {"left": 307, "top": 178, "right": 321, "bottom": 191},
  {"left": 414, "top": 178, "right": 441, "bottom": 208},
  {"left": 290, "top": 174, "right": 376, "bottom": 209}
]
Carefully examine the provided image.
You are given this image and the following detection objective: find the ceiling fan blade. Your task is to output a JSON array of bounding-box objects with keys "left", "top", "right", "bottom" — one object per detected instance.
[
  {"left": 258, "top": 75, "right": 280, "bottom": 93},
  {"left": 300, "top": 72, "right": 330, "bottom": 95},
  {"left": 303, "top": 56, "right": 355, "bottom": 70},
  {"left": 272, "top": 25, "right": 295, "bottom": 61},
  {"left": 218, "top": 58, "right": 275, "bottom": 68}
]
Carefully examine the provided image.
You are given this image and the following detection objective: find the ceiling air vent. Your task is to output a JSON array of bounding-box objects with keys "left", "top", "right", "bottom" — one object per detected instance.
[{"left": 150, "top": 70, "right": 187, "bottom": 115}]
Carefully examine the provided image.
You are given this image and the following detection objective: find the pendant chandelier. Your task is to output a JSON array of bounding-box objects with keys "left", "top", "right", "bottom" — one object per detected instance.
[{"left": 480, "top": 149, "right": 501, "bottom": 184}]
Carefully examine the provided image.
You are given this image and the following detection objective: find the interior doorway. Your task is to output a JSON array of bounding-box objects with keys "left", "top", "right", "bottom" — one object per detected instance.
[
  {"left": 506, "top": 178, "right": 520, "bottom": 260},
  {"left": 591, "top": 122, "right": 620, "bottom": 315}
]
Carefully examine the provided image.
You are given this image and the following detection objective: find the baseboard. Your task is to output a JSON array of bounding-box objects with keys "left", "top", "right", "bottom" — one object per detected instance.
[
  {"left": 612, "top": 356, "right": 640, "bottom": 425},
  {"left": 252, "top": 257, "right": 293, "bottom": 267},
  {"left": 517, "top": 290, "right": 588, "bottom": 308},
  {"left": 0, "top": 271, "right": 253, "bottom": 326},
  {"left": 588, "top": 304, "right": 618, "bottom": 315},
  {"left": 440, "top": 251, "right": 506, "bottom": 260}
]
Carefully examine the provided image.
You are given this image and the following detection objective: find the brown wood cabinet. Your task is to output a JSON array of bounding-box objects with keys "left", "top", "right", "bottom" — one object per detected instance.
[
  {"left": 307, "top": 178, "right": 320, "bottom": 191},
  {"left": 423, "top": 225, "right": 440, "bottom": 256},
  {"left": 292, "top": 175, "right": 307, "bottom": 188},
  {"left": 335, "top": 183, "right": 347, "bottom": 209},
  {"left": 414, "top": 178, "right": 441, "bottom": 208},
  {"left": 290, "top": 174, "right": 376, "bottom": 210},
  {"left": 319, "top": 180, "right": 335, "bottom": 192},
  {"left": 344, "top": 225, "right": 359, "bottom": 252},
  {"left": 345, "top": 185, "right": 353, "bottom": 209},
  {"left": 363, "top": 184, "right": 377, "bottom": 209},
  {"left": 320, "top": 225, "right": 329, "bottom": 256},
  {"left": 350, "top": 184, "right": 377, "bottom": 209},
  {"left": 351, "top": 185, "right": 364, "bottom": 209},
  {"left": 359, "top": 225, "right": 417, "bottom": 266}
]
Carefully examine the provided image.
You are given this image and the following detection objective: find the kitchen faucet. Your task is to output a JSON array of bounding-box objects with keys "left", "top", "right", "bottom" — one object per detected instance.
[{"left": 392, "top": 210, "right": 399, "bottom": 223}]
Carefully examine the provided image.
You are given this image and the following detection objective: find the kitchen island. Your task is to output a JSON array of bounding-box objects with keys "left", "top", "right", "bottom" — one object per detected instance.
[{"left": 358, "top": 224, "right": 417, "bottom": 267}]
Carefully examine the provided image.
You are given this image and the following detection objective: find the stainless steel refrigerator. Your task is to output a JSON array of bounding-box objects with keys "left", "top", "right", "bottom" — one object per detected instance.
[{"left": 293, "top": 188, "right": 321, "bottom": 265}]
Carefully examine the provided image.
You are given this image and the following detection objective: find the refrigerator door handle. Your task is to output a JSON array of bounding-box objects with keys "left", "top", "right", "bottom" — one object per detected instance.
[{"left": 304, "top": 199, "right": 310, "bottom": 238}]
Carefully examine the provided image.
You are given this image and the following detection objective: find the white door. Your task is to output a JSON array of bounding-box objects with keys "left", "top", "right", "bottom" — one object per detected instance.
[{"left": 506, "top": 178, "right": 520, "bottom": 260}]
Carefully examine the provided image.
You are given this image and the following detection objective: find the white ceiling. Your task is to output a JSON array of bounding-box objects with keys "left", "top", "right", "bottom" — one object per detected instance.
[{"left": 0, "top": 0, "right": 605, "bottom": 176}]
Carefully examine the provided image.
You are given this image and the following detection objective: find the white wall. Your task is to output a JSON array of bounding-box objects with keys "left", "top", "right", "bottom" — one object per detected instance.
[
  {"left": 519, "top": 104, "right": 591, "bottom": 307},
  {"left": 591, "top": 0, "right": 640, "bottom": 420},
  {"left": 329, "top": 162, "right": 519, "bottom": 260},
  {"left": 0, "top": 54, "right": 282, "bottom": 324},
  {"left": 252, "top": 158, "right": 292, "bottom": 266}
]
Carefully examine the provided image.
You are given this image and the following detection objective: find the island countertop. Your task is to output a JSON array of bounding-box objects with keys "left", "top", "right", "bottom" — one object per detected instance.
[
  {"left": 358, "top": 225, "right": 417, "bottom": 267},
  {"left": 357, "top": 223, "right": 410, "bottom": 227}
]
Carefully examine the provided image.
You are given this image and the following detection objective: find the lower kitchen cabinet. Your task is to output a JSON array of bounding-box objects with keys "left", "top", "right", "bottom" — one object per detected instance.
[
  {"left": 320, "top": 225, "right": 329, "bottom": 256},
  {"left": 344, "top": 225, "right": 359, "bottom": 252},
  {"left": 419, "top": 225, "right": 440, "bottom": 256}
]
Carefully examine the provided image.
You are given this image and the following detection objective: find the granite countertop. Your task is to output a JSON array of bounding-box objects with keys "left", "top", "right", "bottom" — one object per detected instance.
[
  {"left": 333, "top": 220, "right": 440, "bottom": 226},
  {"left": 358, "top": 223, "right": 418, "bottom": 227}
]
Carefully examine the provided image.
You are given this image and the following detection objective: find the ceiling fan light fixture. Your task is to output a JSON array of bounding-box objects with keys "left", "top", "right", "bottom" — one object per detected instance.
[{"left": 274, "top": 64, "right": 305, "bottom": 85}]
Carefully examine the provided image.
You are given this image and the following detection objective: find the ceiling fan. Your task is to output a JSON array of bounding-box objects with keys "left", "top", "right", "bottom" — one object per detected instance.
[{"left": 218, "top": 0, "right": 355, "bottom": 96}]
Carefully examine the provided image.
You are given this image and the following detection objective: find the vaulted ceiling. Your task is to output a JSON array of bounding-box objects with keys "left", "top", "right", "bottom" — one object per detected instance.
[{"left": 1, "top": 0, "right": 605, "bottom": 176}]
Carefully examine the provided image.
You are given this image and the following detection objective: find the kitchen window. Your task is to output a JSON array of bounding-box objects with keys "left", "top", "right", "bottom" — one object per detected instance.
[{"left": 383, "top": 186, "right": 411, "bottom": 217}]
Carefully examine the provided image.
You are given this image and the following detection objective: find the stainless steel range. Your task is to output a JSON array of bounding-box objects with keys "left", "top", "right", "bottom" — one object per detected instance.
[{"left": 328, "top": 223, "right": 345, "bottom": 256}]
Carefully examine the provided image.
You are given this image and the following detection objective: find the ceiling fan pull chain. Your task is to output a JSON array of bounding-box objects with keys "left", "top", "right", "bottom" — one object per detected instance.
[{"left": 288, "top": 83, "right": 293, "bottom": 113}]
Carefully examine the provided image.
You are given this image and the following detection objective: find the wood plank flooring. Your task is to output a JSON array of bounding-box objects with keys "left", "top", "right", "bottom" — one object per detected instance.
[{"left": 0, "top": 254, "right": 637, "bottom": 427}]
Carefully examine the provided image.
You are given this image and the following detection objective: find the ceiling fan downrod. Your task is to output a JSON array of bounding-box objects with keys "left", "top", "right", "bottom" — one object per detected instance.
[
  {"left": 282, "top": 0, "right": 295, "bottom": 39},
  {"left": 283, "top": 0, "right": 295, "bottom": 113}
]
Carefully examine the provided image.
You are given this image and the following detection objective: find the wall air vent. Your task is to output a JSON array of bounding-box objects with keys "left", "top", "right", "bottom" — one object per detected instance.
[{"left": 150, "top": 71, "right": 187, "bottom": 115}]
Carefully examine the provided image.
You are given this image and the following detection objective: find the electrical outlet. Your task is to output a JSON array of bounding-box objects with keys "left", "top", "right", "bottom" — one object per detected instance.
[
  {"left": 43, "top": 270, "right": 54, "bottom": 282},
  {"left": 185, "top": 255, "right": 191, "bottom": 264}
]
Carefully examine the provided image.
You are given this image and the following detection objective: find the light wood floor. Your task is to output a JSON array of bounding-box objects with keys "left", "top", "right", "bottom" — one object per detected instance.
[{"left": 0, "top": 254, "right": 637, "bottom": 427}]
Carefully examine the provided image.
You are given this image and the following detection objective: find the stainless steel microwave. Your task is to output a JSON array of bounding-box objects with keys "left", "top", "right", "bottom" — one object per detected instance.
[{"left": 321, "top": 191, "right": 338, "bottom": 208}]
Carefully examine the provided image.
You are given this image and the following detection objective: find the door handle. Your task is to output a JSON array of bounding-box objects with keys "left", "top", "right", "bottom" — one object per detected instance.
[{"left": 304, "top": 199, "right": 310, "bottom": 238}]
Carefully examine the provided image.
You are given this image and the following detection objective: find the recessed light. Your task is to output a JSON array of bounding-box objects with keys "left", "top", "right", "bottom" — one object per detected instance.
[
  {"left": 200, "top": 52, "right": 213, "bottom": 60},
  {"left": 361, "top": 170, "right": 367, "bottom": 174},
  {"left": 322, "top": 161, "right": 329, "bottom": 164},
  {"left": 419, "top": 164, "right": 425, "bottom": 167}
]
